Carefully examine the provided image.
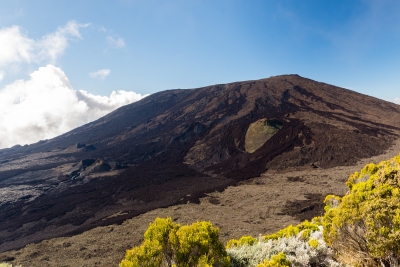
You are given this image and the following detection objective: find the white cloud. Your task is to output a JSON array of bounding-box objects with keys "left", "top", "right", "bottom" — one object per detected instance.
[
  {"left": 394, "top": 98, "right": 400, "bottom": 104},
  {"left": 89, "top": 69, "right": 111, "bottom": 80},
  {"left": 0, "top": 25, "right": 33, "bottom": 68},
  {"left": 107, "top": 36, "right": 125, "bottom": 48},
  {"left": 97, "top": 26, "right": 125, "bottom": 48},
  {"left": 0, "top": 21, "right": 144, "bottom": 149},
  {"left": 0, "top": 65, "right": 147, "bottom": 149},
  {"left": 37, "top": 21, "right": 89, "bottom": 63},
  {"left": 0, "top": 21, "right": 88, "bottom": 78},
  {"left": 76, "top": 89, "right": 145, "bottom": 112}
]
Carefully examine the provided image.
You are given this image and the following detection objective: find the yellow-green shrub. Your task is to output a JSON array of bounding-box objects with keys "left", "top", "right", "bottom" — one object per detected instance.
[
  {"left": 226, "top": 235, "right": 258, "bottom": 249},
  {"left": 172, "top": 221, "right": 230, "bottom": 266},
  {"left": 255, "top": 252, "right": 291, "bottom": 267},
  {"left": 263, "top": 218, "right": 321, "bottom": 241},
  {"left": 0, "top": 264, "right": 20, "bottom": 267},
  {"left": 120, "top": 218, "right": 230, "bottom": 267},
  {"left": 323, "top": 154, "right": 400, "bottom": 266}
]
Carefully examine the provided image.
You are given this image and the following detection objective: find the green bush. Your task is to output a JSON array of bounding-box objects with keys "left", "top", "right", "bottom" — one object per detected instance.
[
  {"left": 323, "top": 154, "right": 400, "bottom": 266},
  {"left": 263, "top": 218, "right": 321, "bottom": 241},
  {"left": 120, "top": 217, "right": 230, "bottom": 267},
  {"left": 226, "top": 236, "right": 258, "bottom": 249},
  {"left": 227, "top": 224, "right": 341, "bottom": 267},
  {"left": 255, "top": 252, "right": 291, "bottom": 267}
]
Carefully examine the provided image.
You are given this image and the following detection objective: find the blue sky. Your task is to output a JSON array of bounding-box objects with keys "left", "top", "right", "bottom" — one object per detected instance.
[{"left": 0, "top": 0, "right": 399, "bottom": 148}]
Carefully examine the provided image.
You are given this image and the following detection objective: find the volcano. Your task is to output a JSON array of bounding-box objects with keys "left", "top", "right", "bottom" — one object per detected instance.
[{"left": 1, "top": 74, "right": 400, "bottom": 252}]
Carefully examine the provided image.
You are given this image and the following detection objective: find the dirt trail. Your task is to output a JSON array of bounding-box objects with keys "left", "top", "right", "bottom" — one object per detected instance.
[{"left": 1, "top": 138, "right": 400, "bottom": 267}]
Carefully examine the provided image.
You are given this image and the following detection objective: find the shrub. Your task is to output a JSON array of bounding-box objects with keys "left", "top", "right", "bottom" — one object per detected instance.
[
  {"left": 227, "top": 236, "right": 258, "bottom": 249},
  {"left": 171, "top": 221, "right": 230, "bottom": 266},
  {"left": 323, "top": 154, "right": 400, "bottom": 266},
  {"left": 308, "top": 238, "right": 318, "bottom": 249},
  {"left": 263, "top": 219, "right": 321, "bottom": 241},
  {"left": 0, "top": 264, "right": 20, "bottom": 267},
  {"left": 255, "top": 252, "right": 291, "bottom": 267},
  {"left": 227, "top": 225, "right": 341, "bottom": 267},
  {"left": 120, "top": 217, "right": 230, "bottom": 267}
]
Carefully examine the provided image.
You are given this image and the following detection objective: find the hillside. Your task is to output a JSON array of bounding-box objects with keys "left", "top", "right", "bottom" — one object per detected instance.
[{"left": 0, "top": 74, "right": 400, "bottom": 255}]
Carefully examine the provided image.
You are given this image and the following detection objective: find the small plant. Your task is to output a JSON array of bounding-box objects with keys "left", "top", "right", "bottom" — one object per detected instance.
[
  {"left": 120, "top": 217, "right": 230, "bottom": 267},
  {"left": 263, "top": 218, "right": 321, "bottom": 241},
  {"left": 255, "top": 252, "right": 291, "bottom": 267},
  {"left": 227, "top": 224, "right": 341, "bottom": 267},
  {"left": 227, "top": 236, "right": 258, "bottom": 249},
  {"left": 323, "top": 154, "right": 400, "bottom": 266},
  {"left": 308, "top": 238, "right": 318, "bottom": 249},
  {"left": 0, "top": 263, "right": 20, "bottom": 267}
]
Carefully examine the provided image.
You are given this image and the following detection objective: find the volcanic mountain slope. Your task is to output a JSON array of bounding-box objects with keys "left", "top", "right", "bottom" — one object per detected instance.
[{"left": 0, "top": 74, "right": 400, "bottom": 252}]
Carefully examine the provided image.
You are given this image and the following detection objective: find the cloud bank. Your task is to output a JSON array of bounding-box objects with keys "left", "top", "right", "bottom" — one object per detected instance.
[
  {"left": 89, "top": 69, "right": 111, "bottom": 79},
  {"left": 394, "top": 98, "right": 400, "bottom": 104},
  {"left": 0, "top": 21, "right": 145, "bottom": 149},
  {"left": 0, "top": 21, "right": 89, "bottom": 77},
  {"left": 0, "top": 65, "right": 147, "bottom": 149}
]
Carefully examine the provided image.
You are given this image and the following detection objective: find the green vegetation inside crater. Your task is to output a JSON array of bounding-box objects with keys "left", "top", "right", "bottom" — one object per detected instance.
[{"left": 245, "top": 119, "right": 283, "bottom": 153}]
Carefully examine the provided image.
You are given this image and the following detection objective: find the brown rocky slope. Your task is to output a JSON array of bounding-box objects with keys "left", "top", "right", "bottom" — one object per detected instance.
[{"left": 0, "top": 74, "right": 400, "bottom": 256}]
